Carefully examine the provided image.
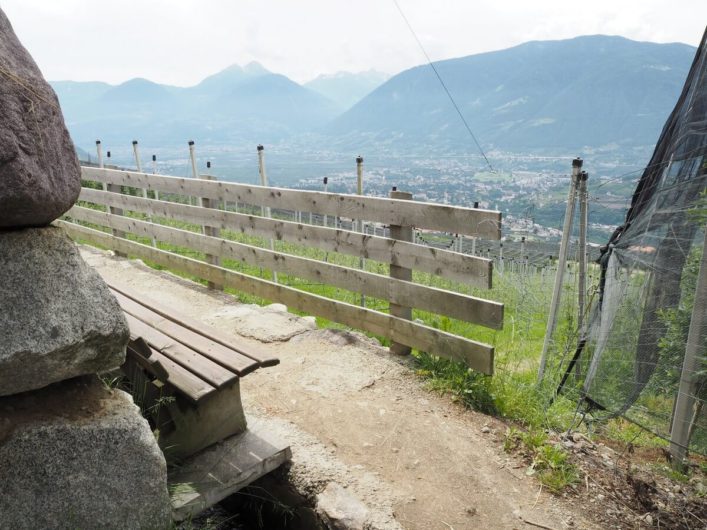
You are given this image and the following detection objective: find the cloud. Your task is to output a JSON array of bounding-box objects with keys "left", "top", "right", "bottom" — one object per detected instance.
[{"left": 2, "top": 0, "right": 704, "bottom": 86}]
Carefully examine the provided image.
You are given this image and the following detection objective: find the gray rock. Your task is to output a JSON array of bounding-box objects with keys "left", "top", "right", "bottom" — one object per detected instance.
[
  {"left": 0, "top": 8, "right": 80, "bottom": 228},
  {"left": 0, "top": 376, "right": 172, "bottom": 529},
  {"left": 0, "top": 227, "right": 129, "bottom": 396},
  {"left": 316, "top": 482, "right": 369, "bottom": 530}
]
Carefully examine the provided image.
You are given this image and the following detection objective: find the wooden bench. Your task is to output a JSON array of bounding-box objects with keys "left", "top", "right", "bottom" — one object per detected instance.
[{"left": 105, "top": 278, "right": 280, "bottom": 462}]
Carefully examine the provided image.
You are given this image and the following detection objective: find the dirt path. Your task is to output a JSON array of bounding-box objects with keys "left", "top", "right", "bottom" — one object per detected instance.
[{"left": 83, "top": 246, "right": 596, "bottom": 530}]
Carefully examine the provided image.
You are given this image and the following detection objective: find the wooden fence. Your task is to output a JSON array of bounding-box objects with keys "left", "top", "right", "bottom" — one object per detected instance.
[{"left": 58, "top": 166, "right": 503, "bottom": 374}]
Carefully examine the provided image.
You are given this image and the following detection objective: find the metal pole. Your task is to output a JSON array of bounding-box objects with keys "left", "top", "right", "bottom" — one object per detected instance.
[
  {"left": 356, "top": 155, "right": 365, "bottom": 307},
  {"left": 96, "top": 140, "right": 104, "bottom": 168},
  {"left": 669, "top": 228, "right": 707, "bottom": 470},
  {"left": 323, "top": 177, "right": 329, "bottom": 227},
  {"left": 499, "top": 243, "right": 504, "bottom": 275},
  {"left": 151, "top": 154, "right": 160, "bottom": 202},
  {"left": 96, "top": 140, "right": 107, "bottom": 191},
  {"left": 472, "top": 202, "right": 479, "bottom": 255},
  {"left": 538, "top": 157, "right": 583, "bottom": 382},
  {"left": 187, "top": 140, "right": 199, "bottom": 207},
  {"left": 257, "top": 145, "right": 277, "bottom": 283},
  {"left": 132, "top": 140, "right": 142, "bottom": 172},
  {"left": 577, "top": 171, "right": 589, "bottom": 336},
  {"left": 188, "top": 140, "right": 198, "bottom": 178}
]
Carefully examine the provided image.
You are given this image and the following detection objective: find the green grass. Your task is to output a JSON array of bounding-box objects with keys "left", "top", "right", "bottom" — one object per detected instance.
[{"left": 503, "top": 427, "right": 580, "bottom": 492}]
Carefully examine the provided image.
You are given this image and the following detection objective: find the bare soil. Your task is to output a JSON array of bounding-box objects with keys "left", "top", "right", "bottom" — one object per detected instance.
[{"left": 82, "top": 246, "right": 704, "bottom": 530}]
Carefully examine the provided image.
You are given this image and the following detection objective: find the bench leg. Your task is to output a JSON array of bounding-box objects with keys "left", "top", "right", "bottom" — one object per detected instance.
[{"left": 158, "top": 380, "right": 247, "bottom": 462}]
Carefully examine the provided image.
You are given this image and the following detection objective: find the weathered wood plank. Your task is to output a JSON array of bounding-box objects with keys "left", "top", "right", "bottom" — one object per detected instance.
[
  {"left": 58, "top": 221, "right": 495, "bottom": 374},
  {"left": 106, "top": 277, "right": 279, "bottom": 367},
  {"left": 147, "top": 347, "right": 217, "bottom": 403},
  {"left": 81, "top": 166, "right": 502, "bottom": 239},
  {"left": 69, "top": 206, "right": 503, "bottom": 328},
  {"left": 72, "top": 190, "right": 493, "bottom": 288},
  {"left": 123, "top": 314, "right": 237, "bottom": 387},
  {"left": 169, "top": 417, "right": 292, "bottom": 521},
  {"left": 112, "top": 290, "right": 261, "bottom": 376}
]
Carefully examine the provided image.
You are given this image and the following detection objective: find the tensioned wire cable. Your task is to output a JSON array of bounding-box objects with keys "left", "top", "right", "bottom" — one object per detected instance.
[{"left": 391, "top": 0, "right": 495, "bottom": 173}]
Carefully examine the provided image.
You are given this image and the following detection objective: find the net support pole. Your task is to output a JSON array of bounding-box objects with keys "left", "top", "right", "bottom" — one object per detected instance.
[
  {"left": 389, "top": 188, "right": 414, "bottom": 356},
  {"left": 258, "top": 145, "right": 278, "bottom": 284},
  {"left": 538, "top": 157, "right": 583, "bottom": 383},
  {"left": 669, "top": 228, "right": 707, "bottom": 470},
  {"left": 576, "top": 171, "right": 589, "bottom": 376},
  {"left": 356, "top": 156, "right": 365, "bottom": 307}
]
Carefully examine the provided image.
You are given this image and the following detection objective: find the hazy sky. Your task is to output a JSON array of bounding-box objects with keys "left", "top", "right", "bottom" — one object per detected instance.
[{"left": 3, "top": 0, "right": 705, "bottom": 86}]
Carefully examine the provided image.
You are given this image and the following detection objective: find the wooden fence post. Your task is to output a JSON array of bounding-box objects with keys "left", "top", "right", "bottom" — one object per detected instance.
[
  {"left": 106, "top": 182, "right": 127, "bottom": 258},
  {"left": 132, "top": 140, "right": 156, "bottom": 247},
  {"left": 200, "top": 174, "right": 222, "bottom": 290},
  {"left": 357, "top": 155, "right": 365, "bottom": 307},
  {"left": 389, "top": 188, "right": 413, "bottom": 355},
  {"left": 257, "top": 145, "right": 278, "bottom": 284}
]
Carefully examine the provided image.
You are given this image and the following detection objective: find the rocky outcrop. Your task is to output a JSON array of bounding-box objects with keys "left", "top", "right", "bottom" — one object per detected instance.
[
  {"left": 0, "top": 227, "right": 129, "bottom": 396},
  {"left": 0, "top": 7, "right": 172, "bottom": 527},
  {"left": 0, "top": 7, "right": 80, "bottom": 228},
  {"left": 0, "top": 376, "right": 172, "bottom": 529}
]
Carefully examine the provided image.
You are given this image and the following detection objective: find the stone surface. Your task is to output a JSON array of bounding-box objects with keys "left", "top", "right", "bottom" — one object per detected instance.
[
  {"left": 0, "top": 8, "right": 80, "bottom": 228},
  {"left": 0, "top": 376, "right": 172, "bottom": 529},
  {"left": 316, "top": 482, "right": 369, "bottom": 530},
  {"left": 206, "top": 302, "right": 317, "bottom": 342},
  {"left": 0, "top": 227, "right": 129, "bottom": 396}
]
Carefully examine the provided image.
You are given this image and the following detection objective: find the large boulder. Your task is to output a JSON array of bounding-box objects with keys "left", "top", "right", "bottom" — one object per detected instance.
[
  {"left": 0, "top": 227, "right": 129, "bottom": 396},
  {"left": 0, "top": 375, "right": 172, "bottom": 529},
  {"left": 0, "top": 7, "right": 80, "bottom": 228}
]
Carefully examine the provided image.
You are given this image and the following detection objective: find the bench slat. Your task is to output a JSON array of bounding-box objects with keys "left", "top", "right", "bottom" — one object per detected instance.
[
  {"left": 127, "top": 338, "right": 169, "bottom": 382},
  {"left": 106, "top": 278, "right": 279, "bottom": 367},
  {"left": 147, "top": 347, "right": 217, "bottom": 403},
  {"left": 124, "top": 314, "right": 236, "bottom": 388},
  {"left": 113, "top": 291, "right": 260, "bottom": 377}
]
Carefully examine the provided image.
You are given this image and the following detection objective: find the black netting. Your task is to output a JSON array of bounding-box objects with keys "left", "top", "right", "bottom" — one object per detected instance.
[{"left": 580, "top": 28, "right": 707, "bottom": 454}]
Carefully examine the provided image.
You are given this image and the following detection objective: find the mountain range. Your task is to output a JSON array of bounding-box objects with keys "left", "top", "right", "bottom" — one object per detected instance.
[
  {"left": 52, "top": 62, "right": 341, "bottom": 147},
  {"left": 329, "top": 35, "right": 696, "bottom": 152},
  {"left": 52, "top": 35, "right": 696, "bottom": 154}
]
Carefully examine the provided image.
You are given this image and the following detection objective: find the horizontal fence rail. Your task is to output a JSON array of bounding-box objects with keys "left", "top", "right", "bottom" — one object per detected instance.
[
  {"left": 82, "top": 167, "right": 503, "bottom": 239},
  {"left": 62, "top": 166, "right": 504, "bottom": 374},
  {"left": 77, "top": 187, "right": 494, "bottom": 288}
]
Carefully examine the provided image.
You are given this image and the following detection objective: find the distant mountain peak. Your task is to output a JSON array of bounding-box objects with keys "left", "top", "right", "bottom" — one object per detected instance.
[
  {"left": 195, "top": 61, "right": 270, "bottom": 92},
  {"left": 243, "top": 61, "right": 269, "bottom": 75}
]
